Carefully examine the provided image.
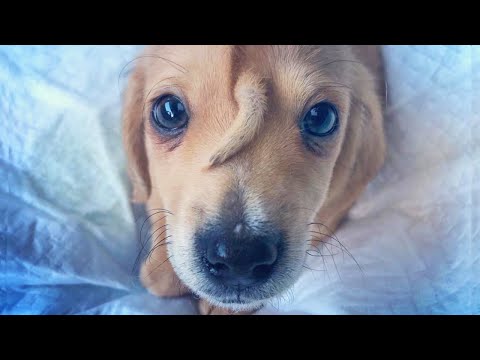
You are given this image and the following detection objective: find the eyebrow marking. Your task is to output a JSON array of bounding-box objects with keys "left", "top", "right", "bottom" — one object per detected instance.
[
  {"left": 118, "top": 53, "right": 188, "bottom": 92},
  {"left": 209, "top": 71, "right": 267, "bottom": 167},
  {"left": 122, "top": 54, "right": 188, "bottom": 76}
]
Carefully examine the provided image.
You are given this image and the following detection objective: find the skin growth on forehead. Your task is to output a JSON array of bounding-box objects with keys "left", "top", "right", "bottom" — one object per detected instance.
[{"left": 209, "top": 71, "right": 267, "bottom": 167}]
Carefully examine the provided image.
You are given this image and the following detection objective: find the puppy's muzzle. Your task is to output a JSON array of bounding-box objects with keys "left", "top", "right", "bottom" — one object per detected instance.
[{"left": 197, "top": 226, "right": 282, "bottom": 288}]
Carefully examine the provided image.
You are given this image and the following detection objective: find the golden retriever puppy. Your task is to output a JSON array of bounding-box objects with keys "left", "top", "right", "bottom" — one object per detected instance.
[{"left": 122, "top": 45, "right": 386, "bottom": 315}]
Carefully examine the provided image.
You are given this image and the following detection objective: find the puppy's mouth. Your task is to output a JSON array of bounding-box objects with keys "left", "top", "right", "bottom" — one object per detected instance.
[{"left": 195, "top": 282, "right": 279, "bottom": 310}]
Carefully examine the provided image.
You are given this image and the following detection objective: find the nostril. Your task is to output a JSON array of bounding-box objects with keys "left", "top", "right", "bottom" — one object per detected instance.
[
  {"left": 252, "top": 263, "right": 274, "bottom": 280},
  {"left": 211, "top": 262, "right": 228, "bottom": 273},
  {"left": 204, "top": 257, "right": 229, "bottom": 276}
]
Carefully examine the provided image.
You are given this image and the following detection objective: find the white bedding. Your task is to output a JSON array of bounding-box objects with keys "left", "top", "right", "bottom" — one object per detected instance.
[{"left": 1, "top": 45, "right": 478, "bottom": 314}]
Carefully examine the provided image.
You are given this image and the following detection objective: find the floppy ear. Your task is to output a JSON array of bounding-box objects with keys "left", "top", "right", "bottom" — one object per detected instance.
[
  {"left": 317, "top": 56, "right": 386, "bottom": 230},
  {"left": 122, "top": 66, "right": 151, "bottom": 202}
]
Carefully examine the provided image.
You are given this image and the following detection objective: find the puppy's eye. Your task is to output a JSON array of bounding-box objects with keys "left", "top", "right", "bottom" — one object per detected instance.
[
  {"left": 151, "top": 95, "right": 189, "bottom": 132},
  {"left": 301, "top": 102, "right": 338, "bottom": 137}
]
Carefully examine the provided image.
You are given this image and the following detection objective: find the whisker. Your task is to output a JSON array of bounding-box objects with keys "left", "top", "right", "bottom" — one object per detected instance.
[
  {"left": 150, "top": 230, "right": 170, "bottom": 250},
  {"left": 138, "top": 209, "right": 172, "bottom": 241},
  {"left": 306, "top": 242, "right": 331, "bottom": 278},
  {"left": 148, "top": 239, "right": 171, "bottom": 261},
  {"left": 307, "top": 236, "right": 341, "bottom": 277},
  {"left": 118, "top": 54, "right": 187, "bottom": 91},
  {"left": 138, "top": 209, "right": 171, "bottom": 245},
  {"left": 132, "top": 211, "right": 169, "bottom": 272},
  {"left": 302, "top": 264, "right": 326, "bottom": 272},
  {"left": 310, "top": 231, "right": 363, "bottom": 276},
  {"left": 131, "top": 213, "right": 166, "bottom": 274},
  {"left": 306, "top": 249, "right": 339, "bottom": 258},
  {"left": 131, "top": 208, "right": 173, "bottom": 274},
  {"left": 147, "top": 234, "right": 172, "bottom": 258},
  {"left": 308, "top": 230, "right": 342, "bottom": 245},
  {"left": 320, "top": 247, "right": 330, "bottom": 280},
  {"left": 308, "top": 238, "right": 345, "bottom": 255},
  {"left": 146, "top": 241, "right": 171, "bottom": 264},
  {"left": 308, "top": 222, "right": 364, "bottom": 277},
  {"left": 133, "top": 208, "right": 170, "bottom": 226},
  {"left": 147, "top": 208, "right": 174, "bottom": 214},
  {"left": 146, "top": 255, "right": 174, "bottom": 278},
  {"left": 148, "top": 240, "right": 172, "bottom": 265},
  {"left": 145, "top": 223, "right": 168, "bottom": 245},
  {"left": 322, "top": 240, "right": 342, "bottom": 281}
]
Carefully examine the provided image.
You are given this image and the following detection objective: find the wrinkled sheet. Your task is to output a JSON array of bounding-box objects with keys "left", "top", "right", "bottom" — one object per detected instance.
[{"left": 1, "top": 45, "right": 478, "bottom": 314}]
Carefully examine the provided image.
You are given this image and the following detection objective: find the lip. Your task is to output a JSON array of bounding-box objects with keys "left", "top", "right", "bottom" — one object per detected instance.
[
  {"left": 216, "top": 298, "right": 249, "bottom": 305},
  {"left": 199, "top": 284, "right": 273, "bottom": 307},
  {"left": 202, "top": 292, "right": 268, "bottom": 311},
  {"left": 198, "top": 272, "right": 278, "bottom": 307}
]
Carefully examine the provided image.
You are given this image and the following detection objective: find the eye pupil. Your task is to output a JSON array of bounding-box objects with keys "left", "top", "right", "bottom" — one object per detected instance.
[
  {"left": 302, "top": 102, "right": 338, "bottom": 137},
  {"left": 152, "top": 95, "right": 189, "bottom": 131}
]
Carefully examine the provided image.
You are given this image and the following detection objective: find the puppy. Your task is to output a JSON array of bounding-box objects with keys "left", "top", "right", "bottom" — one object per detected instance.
[{"left": 122, "top": 45, "right": 386, "bottom": 315}]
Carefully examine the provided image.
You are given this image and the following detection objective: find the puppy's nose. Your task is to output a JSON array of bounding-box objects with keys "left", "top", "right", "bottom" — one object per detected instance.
[{"left": 198, "top": 228, "right": 281, "bottom": 287}]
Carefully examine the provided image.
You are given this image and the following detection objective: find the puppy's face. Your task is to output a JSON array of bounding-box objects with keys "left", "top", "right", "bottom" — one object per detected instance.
[{"left": 124, "top": 45, "right": 385, "bottom": 310}]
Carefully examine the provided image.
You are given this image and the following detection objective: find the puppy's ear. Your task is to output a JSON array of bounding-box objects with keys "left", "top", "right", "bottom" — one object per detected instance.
[
  {"left": 122, "top": 66, "right": 151, "bottom": 202},
  {"left": 318, "top": 62, "right": 386, "bottom": 229}
]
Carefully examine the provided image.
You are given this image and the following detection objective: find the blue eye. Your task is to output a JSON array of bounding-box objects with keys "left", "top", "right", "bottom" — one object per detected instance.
[
  {"left": 151, "top": 95, "right": 189, "bottom": 132},
  {"left": 301, "top": 102, "right": 339, "bottom": 137}
]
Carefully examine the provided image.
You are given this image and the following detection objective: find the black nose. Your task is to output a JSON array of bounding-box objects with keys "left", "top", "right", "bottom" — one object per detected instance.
[{"left": 198, "top": 227, "right": 281, "bottom": 287}]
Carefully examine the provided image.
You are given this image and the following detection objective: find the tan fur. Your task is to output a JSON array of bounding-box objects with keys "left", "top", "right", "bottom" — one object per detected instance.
[
  {"left": 122, "top": 45, "right": 386, "bottom": 315},
  {"left": 122, "top": 67, "right": 150, "bottom": 202}
]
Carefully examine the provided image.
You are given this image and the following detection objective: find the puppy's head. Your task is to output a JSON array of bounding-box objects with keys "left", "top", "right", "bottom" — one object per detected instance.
[{"left": 123, "top": 45, "right": 385, "bottom": 310}]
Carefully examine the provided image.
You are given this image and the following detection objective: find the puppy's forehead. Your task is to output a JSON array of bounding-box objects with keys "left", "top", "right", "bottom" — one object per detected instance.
[
  {"left": 141, "top": 45, "right": 350, "bottom": 87},
  {"left": 142, "top": 45, "right": 234, "bottom": 78},
  {"left": 241, "top": 45, "right": 353, "bottom": 105}
]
